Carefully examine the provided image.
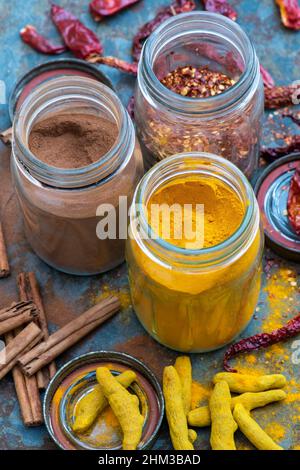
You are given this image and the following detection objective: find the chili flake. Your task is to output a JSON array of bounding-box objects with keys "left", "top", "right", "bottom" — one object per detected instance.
[
  {"left": 260, "top": 135, "right": 300, "bottom": 161},
  {"left": 265, "top": 84, "right": 300, "bottom": 109},
  {"left": 160, "top": 66, "right": 235, "bottom": 98}
]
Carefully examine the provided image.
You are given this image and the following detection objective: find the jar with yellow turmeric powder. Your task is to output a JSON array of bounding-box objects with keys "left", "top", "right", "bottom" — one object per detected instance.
[{"left": 126, "top": 153, "right": 264, "bottom": 352}]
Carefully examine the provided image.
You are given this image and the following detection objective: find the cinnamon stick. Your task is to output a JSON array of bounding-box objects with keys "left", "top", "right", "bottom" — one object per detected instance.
[
  {"left": 17, "top": 273, "right": 55, "bottom": 388},
  {"left": 19, "top": 296, "right": 120, "bottom": 377},
  {"left": 5, "top": 329, "right": 43, "bottom": 426},
  {"left": 0, "top": 301, "right": 38, "bottom": 335},
  {"left": 0, "top": 223, "right": 10, "bottom": 278},
  {"left": 27, "top": 272, "right": 56, "bottom": 381},
  {"left": 0, "top": 322, "right": 42, "bottom": 380}
]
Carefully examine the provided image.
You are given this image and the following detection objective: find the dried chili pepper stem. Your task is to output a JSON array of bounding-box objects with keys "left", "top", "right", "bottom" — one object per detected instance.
[
  {"left": 223, "top": 313, "right": 300, "bottom": 372},
  {"left": 88, "top": 55, "right": 138, "bottom": 75}
]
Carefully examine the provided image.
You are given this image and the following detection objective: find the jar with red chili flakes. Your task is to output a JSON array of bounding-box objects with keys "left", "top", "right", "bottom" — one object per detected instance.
[{"left": 135, "top": 12, "right": 264, "bottom": 178}]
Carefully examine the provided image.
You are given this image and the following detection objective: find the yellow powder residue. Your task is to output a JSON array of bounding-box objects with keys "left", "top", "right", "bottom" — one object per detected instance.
[
  {"left": 147, "top": 176, "right": 244, "bottom": 249},
  {"left": 245, "top": 354, "right": 257, "bottom": 365},
  {"left": 95, "top": 284, "right": 131, "bottom": 310},
  {"left": 264, "top": 422, "right": 286, "bottom": 441},
  {"left": 190, "top": 381, "right": 212, "bottom": 410},
  {"left": 263, "top": 267, "right": 298, "bottom": 331}
]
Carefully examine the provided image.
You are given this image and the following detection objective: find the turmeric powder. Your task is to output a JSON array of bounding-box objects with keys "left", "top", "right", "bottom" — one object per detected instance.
[
  {"left": 73, "top": 370, "right": 136, "bottom": 434},
  {"left": 127, "top": 173, "right": 263, "bottom": 352},
  {"left": 233, "top": 403, "right": 283, "bottom": 450},
  {"left": 188, "top": 389, "right": 287, "bottom": 427},
  {"left": 209, "top": 381, "right": 237, "bottom": 450},
  {"left": 174, "top": 356, "right": 192, "bottom": 415},
  {"left": 163, "top": 366, "right": 194, "bottom": 450},
  {"left": 96, "top": 367, "right": 144, "bottom": 450},
  {"left": 213, "top": 372, "right": 287, "bottom": 393}
]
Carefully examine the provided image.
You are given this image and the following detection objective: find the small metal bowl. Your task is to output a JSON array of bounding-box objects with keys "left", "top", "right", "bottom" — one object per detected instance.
[{"left": 43, "top": 351, "right": 164, "bottom": 450}]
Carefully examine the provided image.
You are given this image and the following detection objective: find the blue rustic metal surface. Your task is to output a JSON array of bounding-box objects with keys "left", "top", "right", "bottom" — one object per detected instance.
[{"left": 0, "top": 0, "right": 299, "bottom": 450}]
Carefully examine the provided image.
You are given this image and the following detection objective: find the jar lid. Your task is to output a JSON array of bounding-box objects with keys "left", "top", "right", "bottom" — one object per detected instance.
[
  {"left": 254, "top": 153, "right": 300, "bottom": 261},
  {"left": 43, "top": 351, "right": 164, "bottom": 450},
  {"left": 9, "top": 58, "right": 113, "bottom": 122}
]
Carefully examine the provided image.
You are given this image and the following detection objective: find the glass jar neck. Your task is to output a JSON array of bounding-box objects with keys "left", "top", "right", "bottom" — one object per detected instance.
[
  {"left": 130, "top": 152, "right": 260, "bottom": 270},
  {"left": 138, "top": 12, "right": 260, "bottom": 116},
  {"left": 13, "top": 76, "right": 135, "bottom": 189}
]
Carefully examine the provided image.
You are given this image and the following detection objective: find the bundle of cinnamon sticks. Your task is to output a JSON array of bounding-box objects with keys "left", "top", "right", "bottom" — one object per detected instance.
[{"left": 0, "top": 271, "right": 120, "bottom": 427}]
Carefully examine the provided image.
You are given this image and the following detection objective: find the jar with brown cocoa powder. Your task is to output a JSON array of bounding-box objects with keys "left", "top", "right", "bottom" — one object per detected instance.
[
  {"left": 12, "top": 77, "right": 143, "bottom": 275},
  {"left": 135, "top": 12, "right": 264, "bottom": 178}
]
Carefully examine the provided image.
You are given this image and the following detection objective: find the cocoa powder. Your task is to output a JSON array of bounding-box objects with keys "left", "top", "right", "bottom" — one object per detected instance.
[{"left": 29, "top": 114, "right": 118, "bottom": 169}]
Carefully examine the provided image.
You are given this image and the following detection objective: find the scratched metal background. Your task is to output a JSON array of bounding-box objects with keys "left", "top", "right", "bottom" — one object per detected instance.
[{"left": 0, "top": 0, "right": 299, "bottom": 450}]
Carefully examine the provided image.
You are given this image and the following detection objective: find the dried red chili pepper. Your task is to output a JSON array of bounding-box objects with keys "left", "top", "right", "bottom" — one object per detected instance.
[
  {"left": 127, "top": 95, "right": 135, "bottom": 119},
  {"left": 223, "top": 313, "right": 300, "bottom": 372},
  {"left": 260, "top": 65, "right": 275, "bottom": 89},
  {"left": 202, "top": 0, "right": 237, "bottom": 21},
  {"left": 275, "top": 0, "right": 300, "bottom": 30},
  {"left": 265, "top": 84, "right": 299, "bottom": 109},
  {"left": 88, "top": 56, "right": 138, "bottom": 75},
  {"left": 20, "top": 25, "right": 66, "bottom": 55},
  {"left": 90, "top": 0, "right": 141, "bottom": 21},
  {"left": 132, "top": 0, "right": 196, "bottom": 62},
  {"left": 260, "top": 135, "right": 300, "bottom": 161},
  {"left": 288, "top": 165, "right": 300, "bottom": 234},
  {"left": 51, "top": 4, "right": 103, "bottom": 59}
]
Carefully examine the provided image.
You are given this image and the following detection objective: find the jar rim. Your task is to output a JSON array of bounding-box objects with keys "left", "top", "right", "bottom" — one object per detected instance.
[
  {"left": 13, "top": 76, "right": 134, "bottom": 189},
  {"left": 139, "top": 11, "right": 258, "bottom": 116},
  {"left": 130, "top": 152, "right": 260, "bottom": 268}
]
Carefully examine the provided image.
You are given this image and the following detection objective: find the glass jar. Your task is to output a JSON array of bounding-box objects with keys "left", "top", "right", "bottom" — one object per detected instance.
[
  {"left": 135, "top": 12, "right": 264, "bottom": 178},
  {"left": 12, "top": 76, "right": 143, "bottom": 275},
  {"left": 126, "top": 153, "right": 264, "bottom": 353}
]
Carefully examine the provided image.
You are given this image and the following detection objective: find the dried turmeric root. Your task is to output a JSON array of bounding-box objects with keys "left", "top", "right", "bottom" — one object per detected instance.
[
  {"left": 163, "top": 366, "right": 194, "bottom": 450},
  {"left": 174, "top": 356, "right": 192, "bottom": 416},
  {"left": 209, "top": 381, "right": 237, "bottom": 450},
  {"left": 96, "top": 367, "right": 144, "bottom": 450},
  {"left": 73, "top": 370, "right": 136, "bottom": 433},
  {"left": 188, "top": 429, "right": 197, "bottom": 444},
  {"left": 233, "top": 403, "right": 283, "bottom": 450},
  {"left": 213, "top": 372, "right": 286, "bottom": 393},
  {"left": 188, "top": 389, "right": 286, "bottom": 427}
]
